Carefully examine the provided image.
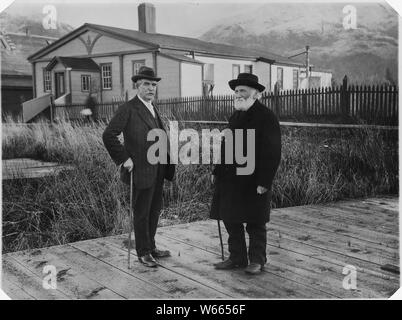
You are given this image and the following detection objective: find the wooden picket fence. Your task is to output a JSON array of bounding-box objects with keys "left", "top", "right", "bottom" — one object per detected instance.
[{"left": 52, "top": 78, "right": 398, "bottom": 125}]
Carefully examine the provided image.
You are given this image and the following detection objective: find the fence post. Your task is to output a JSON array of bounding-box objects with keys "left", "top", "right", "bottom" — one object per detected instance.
[
  {"left": 274, "top": 82, "right": 280, "bottom": 117},
  {"left": 302, "top": 89, "right": 307, "bottom": 116},
  {"left": 49, "top": 102, "right": 54, "bottom": 123},
  {"left": 341, "top": 75, "right": 350, "bottom": 117}
]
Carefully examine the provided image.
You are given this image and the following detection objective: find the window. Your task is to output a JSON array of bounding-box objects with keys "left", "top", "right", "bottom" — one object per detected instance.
[
  {"left": 81, "top": 75, "right": 91, "bottom": 92},
  {"left": 101, "top": 64, "right": 112, "bottom": 90},
  {"left": 43, "top": 69, "right": 52, "bottom": 92},
  {"left": 232, "top": 64, "right": 240, "bottom": 79},
  {"left": 293, "top": 69, "right": 299, "bottom": 89},
  {"left": 277, "top": 67, "right": 283, "bottom": 90},
  {"left": 244, "top": 65, "right": 253, "bottom": 74},
  {"left": 203, "top": 63, "right": 214, "bottom": 82},
  {"left": 132, "top": 60, "right": 146, "bottom": 88}
]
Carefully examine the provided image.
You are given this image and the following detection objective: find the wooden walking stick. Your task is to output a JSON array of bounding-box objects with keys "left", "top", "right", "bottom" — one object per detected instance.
[
  {"left": 127, "top": 169, "right": 134, "bottom": 269},
  {"left": 217, "top": 219, "right": 224, "bottom": 261}
]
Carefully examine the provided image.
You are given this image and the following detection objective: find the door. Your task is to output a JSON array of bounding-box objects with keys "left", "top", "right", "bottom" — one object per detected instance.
[{"left": 55, "top": 72, "right": 65, "bottom": 98}]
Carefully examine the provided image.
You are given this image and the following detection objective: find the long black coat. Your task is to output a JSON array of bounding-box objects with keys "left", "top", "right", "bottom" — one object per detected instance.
[{"left": 210, "top": 100, "right": 281, "bottom": 224}]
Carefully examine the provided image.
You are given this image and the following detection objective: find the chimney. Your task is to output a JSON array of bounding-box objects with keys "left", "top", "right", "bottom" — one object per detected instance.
[{"left": 138, "top": 3, "right": 156, "bottom": 33}]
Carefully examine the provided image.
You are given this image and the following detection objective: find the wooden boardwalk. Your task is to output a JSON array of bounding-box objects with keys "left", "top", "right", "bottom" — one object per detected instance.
[
  {"left": 2, "top": 158, "right": 75, "bottom": 180},
  {"left": 1, "top": 197, "right": 399, "bottom": 299}
]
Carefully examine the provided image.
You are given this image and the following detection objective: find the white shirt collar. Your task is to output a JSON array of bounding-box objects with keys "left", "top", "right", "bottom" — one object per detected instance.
[{"left": 137, "top": 94, "right": 155, "bottom": 117}]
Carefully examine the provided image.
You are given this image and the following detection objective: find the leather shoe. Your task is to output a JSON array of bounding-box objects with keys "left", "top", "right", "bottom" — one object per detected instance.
[
  {"left": 214, "top": 259, "right": 248, "bottom": 270},
  {"left": 138, "top": 254, "right": 158, "bottom": 268},
  {"left": 244, "top": 262, "right": 263, "bottom": 275},
  {"left": 152, "top": 248, "right": 171, "bottom": 258}
]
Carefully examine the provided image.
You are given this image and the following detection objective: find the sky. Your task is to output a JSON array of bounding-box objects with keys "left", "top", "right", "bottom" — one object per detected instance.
[
  {"left": 1, "top": 0, "right": 401, "bottom": 38},
  {"left": 1, "top": 0, "right": 260, "bottom": 37}
]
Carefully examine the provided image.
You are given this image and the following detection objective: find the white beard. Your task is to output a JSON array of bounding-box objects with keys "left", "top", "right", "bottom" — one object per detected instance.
[{"left": 234, "top": 97, "right": 255, "bottom": 111}]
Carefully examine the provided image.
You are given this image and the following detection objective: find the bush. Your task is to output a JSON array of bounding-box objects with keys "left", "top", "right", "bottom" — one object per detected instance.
[{"left": 1, "top": 119, "right": 398, "bottom": 252}]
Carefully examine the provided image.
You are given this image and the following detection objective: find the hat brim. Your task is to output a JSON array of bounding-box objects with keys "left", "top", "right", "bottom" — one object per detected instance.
[
  {"left": 229, "top": 79, "right": 265, "bottom": 92},
  {"left": 131, "top": 75, "right": 161, "bottom": 82}
]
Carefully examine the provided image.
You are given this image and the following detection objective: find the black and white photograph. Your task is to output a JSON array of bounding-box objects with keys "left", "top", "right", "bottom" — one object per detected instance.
[{"left": 0, "top": 0, "right": 400, "bottom": 304}]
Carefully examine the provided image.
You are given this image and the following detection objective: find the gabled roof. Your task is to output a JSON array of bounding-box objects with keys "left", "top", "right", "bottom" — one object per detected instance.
[
  {"left": 46, "top": 56, "right": 100, "bottom": 71},
  {"left": 1, "top": 33, "right": 58, "bottom": 76},
  {"left": 28, "top": 23, "right": 305, "bottom": 67}
]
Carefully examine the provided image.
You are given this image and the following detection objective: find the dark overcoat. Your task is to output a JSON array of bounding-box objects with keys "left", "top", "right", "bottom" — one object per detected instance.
[
  {"left": 210, "top": 100, "right": 281, "bottom": 224},
  {"left": 102, "top": 96, "right": 175, "bottom": 189}
]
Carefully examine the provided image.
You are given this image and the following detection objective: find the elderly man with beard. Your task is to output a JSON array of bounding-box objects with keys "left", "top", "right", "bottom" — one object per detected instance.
[{"left": 210, "top": 73, "right": 281, "bottom": 275}]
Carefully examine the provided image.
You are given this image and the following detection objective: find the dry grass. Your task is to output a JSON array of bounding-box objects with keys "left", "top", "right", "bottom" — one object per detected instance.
[{"left": 1, "top": 119, "right": 398, "bottom": 252}]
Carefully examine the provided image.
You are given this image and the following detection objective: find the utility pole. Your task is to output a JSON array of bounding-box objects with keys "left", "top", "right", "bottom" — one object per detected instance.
[
  {"left": 288, "top": 45, "right": 311, "bottom": 87},
  {"left": 305, "top": 45, "right": 310, "bottom": 80}
]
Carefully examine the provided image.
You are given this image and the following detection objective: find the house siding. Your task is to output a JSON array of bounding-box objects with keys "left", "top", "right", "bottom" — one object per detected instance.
[
  {"left": 271, "top": 64, "right": 303, "bottom": 90},
  {"left": 70, "top": 71, "right": 101, "bottom": 104},
  {"left": 41, "top": 38, "right": 88, "bottom": 59},
  {"left": 91, "top": 33, "right": 147, "bottom": 54},
  {"left": 123, "top": 52, "right": 154, "bottom": 100},
  {"left": 91, "top": 56, "right": 121, "bottom": 102},
  {"left": 35, "top": 61, "right": 50, "bottom": 98},
  {"left": 181, "top": 62, "right": 202, "bottom": 97},
  {"left": 157, "top": 55, "right": 180, "bottom": 99},
  {"left": 254, "top": 61, "right": 271, "bottom": 92},
  {"left": 41, "top": 32, "right": 148, "bottom": 60},
  {"left": 193, "top": 56, "right": 256, "bottom": 95}
]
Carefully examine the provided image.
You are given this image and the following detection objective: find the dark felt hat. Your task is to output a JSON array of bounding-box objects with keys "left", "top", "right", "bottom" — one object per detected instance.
[
  {"left": 229, "top": 73, "right": 265, "bottom": 92},
  {"left": 131, "top": 66, "right": 161, "bottom": 82}
]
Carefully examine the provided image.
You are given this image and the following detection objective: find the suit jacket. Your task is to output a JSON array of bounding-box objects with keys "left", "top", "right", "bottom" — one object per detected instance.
[{"left": 102, "top": 95, "right": 175, "bottom": 189}]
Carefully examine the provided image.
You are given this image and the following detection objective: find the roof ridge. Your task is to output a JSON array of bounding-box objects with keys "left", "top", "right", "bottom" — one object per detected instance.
[
  {"left": 5, "top": 32, "right": 59, "bottom": 40},
  {"left": 84, "top": 22, "right": 298, "bottom": 63}
]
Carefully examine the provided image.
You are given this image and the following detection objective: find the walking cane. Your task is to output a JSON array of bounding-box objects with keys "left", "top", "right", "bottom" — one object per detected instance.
[
  {"left": 217, "top": 219, "right": 225, "bottom": 261},
  {"left": 127, "top": 169, "right": 134, "bottom": 269}
]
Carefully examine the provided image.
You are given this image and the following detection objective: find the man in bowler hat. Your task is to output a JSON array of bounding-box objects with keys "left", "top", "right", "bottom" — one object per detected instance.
[
  {"left": 210, "top": 72, "right": 281, "bottom": 274},
  {"left": 103, "top": 66, "right": 175, "bottom": 268}
]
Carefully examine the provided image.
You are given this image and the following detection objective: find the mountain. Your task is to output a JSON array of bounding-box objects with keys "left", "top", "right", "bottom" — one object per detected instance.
[
  {"left": 0, "top": 12, "right": 73, "bottom": 38},
  {"left": 200, "top": 2, "right": 398, "bottom": 84}
]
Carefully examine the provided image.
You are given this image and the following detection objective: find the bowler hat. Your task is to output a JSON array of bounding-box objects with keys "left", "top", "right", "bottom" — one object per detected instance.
[
  {"left": 131, "top": 66, "right": 161, "bottom": 82},
  {"left": 229, "top": 73, "right": 265, "bottom": 92}
]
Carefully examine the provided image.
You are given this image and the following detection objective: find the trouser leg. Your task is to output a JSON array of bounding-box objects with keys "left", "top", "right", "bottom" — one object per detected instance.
[
  {"left": 246, "top": 223, "right": 267, "bottom": 266},
  {"left": 148, "top": 165, "right": 165, "bottom": 251},
  {"left": 223, "top": 221, "right": 248, "bottom": 265},
  {"left": 132, "top": 184, "right": 155, "bottom": 257}
]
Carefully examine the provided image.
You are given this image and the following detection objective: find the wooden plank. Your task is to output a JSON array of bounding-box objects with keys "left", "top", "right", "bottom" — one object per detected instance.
[
  {"left": 46, "top": 244, "right": 166, "bottom": 299},
  {"left": 7, "top": 247, "right": 124, "bottom": 299},
  {"left": 1, "top": 277, "right": 36, "bottom": 300},
  {"left": 166, "top": 219, "right": 398, "bottom": 279},
  {"left": 158, "top": 221, "right": 398, "bottom": 298},
  {"left": 104, "top": 234, "right": 289, "bottom": 298},
  {"left": 2, "top": 166, "right": 75, "bottom": 180},
  {"left": 308, "top": 205, "right": 397, "bottom": 235},
  {"left": 176, "top": 121, "right": 398, "bottom": 130},
  {"left": 2, "top": 256, "right": 70, "bottom": 299},
  {"left": 267, "top": 220, "right": 398, "bottom": 266},
  {"left": 105, "top": 233, "right": 335, "bottom": 298},
  {"left": 274, "top": 206, "right": 398, "bottom": 248},
  {"left": 318, "top": 201, "right": 398, "bottom": 229},
  {"left": 313, "top": 199, "right": 398, "bottom": 221},
  {"left": 70, "top": 238, "right": 228, "bottom": 299}
]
